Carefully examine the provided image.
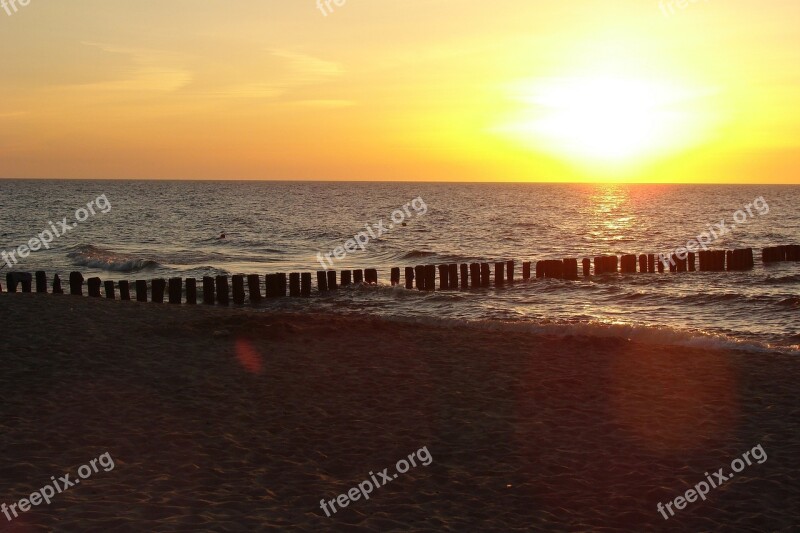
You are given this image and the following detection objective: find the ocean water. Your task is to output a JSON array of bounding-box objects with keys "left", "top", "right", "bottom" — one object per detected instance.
[{"left": 1, "top": 180, "right": 798, "bottom": 352}]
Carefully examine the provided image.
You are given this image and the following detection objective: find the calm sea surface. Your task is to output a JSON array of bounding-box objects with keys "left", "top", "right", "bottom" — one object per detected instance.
[{"left": 1, "top": 181, "right": 798, "bottom": 352}]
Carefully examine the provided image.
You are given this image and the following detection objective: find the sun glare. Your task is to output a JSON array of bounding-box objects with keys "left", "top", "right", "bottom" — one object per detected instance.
[{"left": 497, "top": 76, "right": 715, "bottom": 167}]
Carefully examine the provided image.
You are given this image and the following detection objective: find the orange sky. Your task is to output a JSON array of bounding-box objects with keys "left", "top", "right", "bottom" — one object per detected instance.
[{"left": 1, "top": 1, "right": 799, "bottom": 183}]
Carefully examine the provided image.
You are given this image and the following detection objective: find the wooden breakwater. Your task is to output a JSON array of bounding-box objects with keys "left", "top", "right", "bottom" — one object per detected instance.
[{"left": 1, "top": 245, "right": 798, "bottom": 304}]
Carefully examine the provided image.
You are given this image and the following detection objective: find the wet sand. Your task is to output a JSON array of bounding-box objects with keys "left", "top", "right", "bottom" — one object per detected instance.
[{"left": 0, "top": 292, "right": 797, "bottom": 532}]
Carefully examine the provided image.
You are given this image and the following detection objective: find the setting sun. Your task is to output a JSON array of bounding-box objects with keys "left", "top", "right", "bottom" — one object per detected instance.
[{"left": 496, "top": 76, "right": 718, "bottom": 167}]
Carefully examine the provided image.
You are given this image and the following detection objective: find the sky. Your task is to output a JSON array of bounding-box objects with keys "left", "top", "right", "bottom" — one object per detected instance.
[{"left": 1, "top": 0, "right": 799, "bottom": 183}]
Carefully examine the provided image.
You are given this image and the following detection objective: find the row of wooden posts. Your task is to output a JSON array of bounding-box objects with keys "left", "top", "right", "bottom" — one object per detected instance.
[{"left": 2, "top": 245, "right": 798, "bottom": 304}]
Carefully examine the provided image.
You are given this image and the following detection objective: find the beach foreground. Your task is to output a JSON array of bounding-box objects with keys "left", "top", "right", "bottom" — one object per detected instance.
[{"left": 0, "top": 293, "right": 797, "bottom": 532}]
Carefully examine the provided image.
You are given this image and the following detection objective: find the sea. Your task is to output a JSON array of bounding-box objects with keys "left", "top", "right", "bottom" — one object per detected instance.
[{"left": 1, "top": 180, "right": 798, "bottom": 353}]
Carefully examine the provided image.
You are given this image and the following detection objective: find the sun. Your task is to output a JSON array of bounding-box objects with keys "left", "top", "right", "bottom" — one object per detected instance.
[{"left": 496, "top": 75, "right": 714, "bottom": 167}]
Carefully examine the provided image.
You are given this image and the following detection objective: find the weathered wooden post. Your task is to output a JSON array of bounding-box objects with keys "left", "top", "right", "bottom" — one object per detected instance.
[
  {"left": 648, "top": 254, "right": 656, "bottom": 273},
  {"left": 480, "top": 263, "right": 490, "bottom": 287},
  {"left": 494, "top": 262, "right": 505, "bottom": 286},
  {"left": 169, "top": 278, "right": 182, "bottom": 304},
  {"left": 449, "top": 264, "right": 459, "bottom": 289},
  {"left": 438, "top": 265, "right": 449, "bottom": 290},
  {"left": 231, "top": 275, "right": 245, "bottom": 303},
  {"left": 136, "top": 280, "right": 148, "bottom": 302},
  {"left": 459, "top": 264, "right": 469, "bottom": 289},
  {"left": 87, "top": 277, "right": 101, "bottom": 297},
  {"left": 391, "top": 267, "right": 400, "bottom": 286},
  {"left": 415, "top": 265, "right": 425, "bottom": 290},
  {"left": 317, "top": 271, "right": 328, "bottom": 292},
  {"left": 276, "top": 273, "right": 287, "bottom": 296},
  {"left": 327, "top": 270, "right": 338, "bottom": 290},
  {"left": 104, "top": 280, "right": 115, "bottom": 299},
  {"left": 506, "top": 260, "right": 514, "bottom": 283},
  {"left": 726, "top": 251, "right": 735, "bottom": 272},
  {"left": 247, "top": 275, "right": 262, "bottom": 301},
  {"left": 118, "top": 279, "right": 130, "bottom": 300},
  {"left": 592, "top": 257, "right": 603, "bottom": 276},
  {"left": 341, "top": 270, "right": 352, "bottom": 287},
  {"left": 676, "top": 254, "right": 687, "bottom": 272},
  {"left": 19, "top": 273, "right": 32, "bottom": 293},
  {"left": 657, "top": 258, "right": 665, "bottom": 273},
  {"left": 353, "top": 269, "right": 364, "bottom": 284},
  {"left": 264, "top": 274, "right": 276, "bottom": 297},
  {"left": 469, "top": 263, "right": 480, "bottom": 289},
  {"left": 688, "top": 252, "right": 696, "bottom": 272},
  {"left": 202, "top": 277, "right": 215, "bottom": 304},
  {"left": 70, "top": 272, "right": 84, "bottom": 296},
  {"left": 301, "top": 272, "right": 312, "bottom": 297},
  {"left": 152, "top": 279, "right": 166, "bottom": 303},
  {"left": 564, "top": 258, "right": 578, "bottom": 280},
  {"left": 365, "top": 269, "right": 378, "bottom": 284},
  {"left": 215, "top": 276, "right": 229, "bottom": 305},
  {"left": 36, "top": 271, "right": 47, "bottom": 293},
  {"left": 524, "top": 261, "right": 532, "bottom": 280},
  {"left": 581, "top": 258, "right": 590, "bottom": 277},
  {"left": 289, "top": 273, "right": 301, "bottom": 296},
  {"left": 638, "top": 254, "right": 647, "bottom": 273},
  {"left": 620, "top": 254, "right": 636, "bottom": 274},
  {"left": 405, "top": 267, "right": 414, "bottom": 289},
  {"left": 424, "top": 265, "right": 436, "bottom": 291},
  {"left": 186, "top": 278, "right": 197, "bottom": 304},
  {"left": 53, "top": 274, "right": 63, "bottom": 294},
  {"left": 5, "top": 273, "right": 17, "bottom": 293}
]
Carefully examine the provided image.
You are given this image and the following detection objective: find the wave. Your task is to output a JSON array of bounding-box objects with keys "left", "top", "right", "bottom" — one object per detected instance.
[
  {"left": 400, "top": 250, "right": 437, "bottom": 259},
  {"left": 762, "top": 274, "right": 800, "bottom": 285},
  {"left": 67, "top": 245, "right": 159, "bottom": 272}
]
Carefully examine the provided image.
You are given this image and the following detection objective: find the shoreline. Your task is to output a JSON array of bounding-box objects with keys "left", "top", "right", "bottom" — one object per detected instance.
[{"left": 0, "top": 293, "right": 798, "bottom": 531}]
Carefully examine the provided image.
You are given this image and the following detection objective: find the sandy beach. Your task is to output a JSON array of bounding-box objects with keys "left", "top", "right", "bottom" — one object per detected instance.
[{"left": 0, "top": 292, "right": 797, "bottom": 532}]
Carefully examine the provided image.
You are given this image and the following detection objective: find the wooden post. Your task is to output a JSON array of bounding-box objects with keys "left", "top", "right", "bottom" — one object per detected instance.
[
  {"left": 563, "top": 258, "right": 578, "bottom": 280},
  {"left": 787, "top": 245, "right": 800, "bottom": 261},
  {"left": 391, "top": 267, "right": 400, "bottom": 286},
  {"left": 726, "top": 251, "right": 735, "bottom": 272},
  {"left": 276, "top": 273, "right": 287, "bottom": 296},
  {"left": 648, "top": 254, "right": 656, "bottom": 273},
  {"left": 136, "top": 280, "right": 148, "bottom": 302},
  {"left": 301, "top": 273, "right": 312, "bottom": 297},
  {"left": 365, "top": 269, "right": 378, "bottom": 284},
  {"left": 104, "top": 280, "right": 115, "bottom": 299},
  {"left": 5, "top": 273, "right": 17, "bottom": 293},
  {"left": 317, "top": 271, "right": 328, "bottom": 292},
  {"left": 523, "top": 261, "right": 532, "bottom": 280},
  {"left": 186, "top": 278, "right": 197, "bottom": 304},
  {"left": 438, "top": 265, "right": 449, "bottom": 290},
  {"left": 70, "top": 272, "right": 84, "bottom": 296},
  {"left": 152, "top": 279, "right": 166, "bottom": 303},
  {"left": 289, "top": 273, "right": 301, "bottom": 296},
  {"left": 119, "top": 280, "right": 130, "bottom": 300},
  {"left": 405, "top": 267, "right": 414, "bottom": 289},
  {"left": 87, "top": 277, "right": 101, "bottom": 297},
  {"left": 415, "top": 265, "right": 425, "bottom": 290},
  {"left": 638, "top": 254, "right": 647, "bottom": 273},
  {"left": 480, "top": 263, "right": 490, "bottom": 287},
  {"left": 327, "top": 270, "right": 338, "bottom": 290},
  {"left": 449, "top": 264, "right": 459, "bottom": 289},
  {"left": 353, "top": 269, "right": 364, "bottom": 284},
  {"left": 676, "top": 254, "right": 687, "bottom": 272},
  {"left": 494, "top": 262, "right": 504, "bottom": 286},
  {"left": 506, "top": 260, "right": 514, "bottom": 283},
  {"left": 231, "top": 275, "right": 245, "bottom": 303},
  {"left": 688, "top": 252, "right": 696, "bottom": 272},
  {"left": 247, "top": 274, "right": 262, "bottom": 301},
  {"left": 169, "top": 278, "right": 182, "bottom": 304},
  {"left": 657, "top": 258, "right": 665, "bottom": 273},
  {"left": 341, "top": 270, "right": 352, "bottom": 287},
  {"left": 264, "top": 274, "right": 276, "bottom": 297},
  {"left": 35, "top": 271, "right": 47, "bottom": 293},
  {"left": 621, "top": 254, "right": 637, "bottom": 274},
  {"left": 19, "top": 273, "right": 32, "bottom": 293},
  {"left": 202, "top": 277, "right": 215, "bottom": 304},
  {"left": 215, "top": 276, "right": 229, "bottom": 305},
  {"left": 470, "top": 263, "right": 480, "bottom": 289},
  {"left": 592, "top": 257, "right": 603, "bottom": 276},
  {"left": 53, "top": 274, "right": 63, "bottom": 294},
  {"left": 460, "top": 264, "right": 469, "bottom": 289},
  {"left": 424, "top": 265, "right": 436, "bottom": 291}
]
